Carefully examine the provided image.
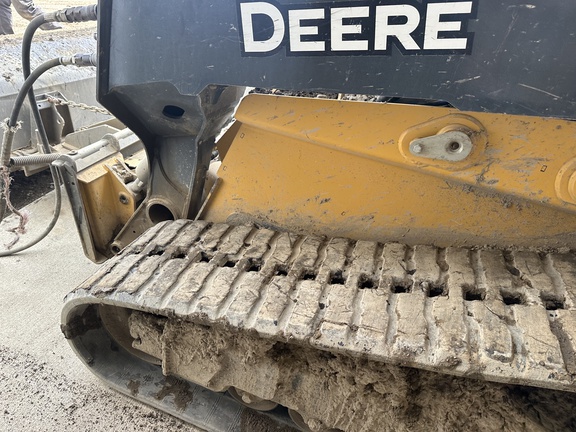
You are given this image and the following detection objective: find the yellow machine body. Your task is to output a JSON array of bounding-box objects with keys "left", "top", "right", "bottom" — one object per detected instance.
[{"left": 203, "top": 94, "right": 576, "bottom": 250}]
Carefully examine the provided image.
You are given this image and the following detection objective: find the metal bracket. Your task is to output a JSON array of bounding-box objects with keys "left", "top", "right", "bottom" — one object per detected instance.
[
  {"left": 36, "top": 91, "right": 74, "bottom": 144},
  {"left": 398, "top": 114, "right": 487, "bottom": 171},
  {"left": 53, "top": 155, "right": 105, "bottom": 263},
  {"left": 409, "top": 130, "right": 473, "bottom": 162}
]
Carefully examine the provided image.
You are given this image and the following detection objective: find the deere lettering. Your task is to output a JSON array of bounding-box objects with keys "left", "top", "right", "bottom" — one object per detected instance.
[{"left": 238, "top": 1, "right": 477, "bottom": 56}]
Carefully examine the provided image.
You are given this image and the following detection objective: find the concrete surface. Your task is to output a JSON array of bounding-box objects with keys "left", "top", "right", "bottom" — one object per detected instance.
[{"left": 0, "top": 190, "right": 202, "bottom": 431}]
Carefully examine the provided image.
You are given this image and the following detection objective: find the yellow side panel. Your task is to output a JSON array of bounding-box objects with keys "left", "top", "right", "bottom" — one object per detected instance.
[{"left": 204, "top": 95, "right": 576, "bottom": 249}]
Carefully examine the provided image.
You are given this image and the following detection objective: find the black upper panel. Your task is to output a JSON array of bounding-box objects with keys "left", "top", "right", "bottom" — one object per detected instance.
[{"left": 98, "top": 0, "right": 576, "bottom": 119}]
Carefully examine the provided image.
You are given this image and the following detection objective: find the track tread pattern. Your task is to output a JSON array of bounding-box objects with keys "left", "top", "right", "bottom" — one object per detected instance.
[{"left": 72, "top": 220, "right": 576, "bottom": 391}]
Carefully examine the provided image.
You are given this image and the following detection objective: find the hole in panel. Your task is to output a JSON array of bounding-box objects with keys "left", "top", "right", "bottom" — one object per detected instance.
[
  {"left": 162, "top": 105, "right": 185, "bottom": 119},
  {"left": 148, "top": 203, "right": 175, "bottom": 223}
]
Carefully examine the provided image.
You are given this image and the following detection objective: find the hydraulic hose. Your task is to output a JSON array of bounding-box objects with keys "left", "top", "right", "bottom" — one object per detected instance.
[
  {"left": 19, "top": 8, "right": 98, "bottom": 215},
  {"left": 0, "top": 5, "right": 98, "bottom": 254},
  {"left": 0, "top": 170, "right": 62, "bottom": 257},
  {"left": 0, "top": 55, "right": 96, "bottom": 256},
  {"left": 0, "top": 57, "right": 61, "bottom": 224},
  {"left": 21, "top": 6, "right": 98, "bottom": 162},
  {"left": 10, "top": 58, "right": 61, "bottom": 128}
]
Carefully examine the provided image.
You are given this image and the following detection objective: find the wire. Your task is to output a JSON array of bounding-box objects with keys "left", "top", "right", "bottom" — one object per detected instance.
[{"left": 0, "top": 176, "right": 61, "bottom": 257}]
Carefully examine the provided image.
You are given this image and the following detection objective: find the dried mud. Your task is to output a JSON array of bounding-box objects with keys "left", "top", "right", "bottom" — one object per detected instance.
[{"left": 132, "top": 314, "right": 576, "bottom": 432}]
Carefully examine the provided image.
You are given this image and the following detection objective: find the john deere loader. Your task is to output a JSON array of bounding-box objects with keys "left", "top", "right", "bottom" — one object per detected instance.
[{"left": 8, "top": 0, "right": 576, "bottom": 430}]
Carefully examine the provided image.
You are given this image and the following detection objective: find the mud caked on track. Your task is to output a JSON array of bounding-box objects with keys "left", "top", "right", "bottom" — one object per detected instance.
[{"left": 64, "top": 220, "right": 576, "bottom": 432}]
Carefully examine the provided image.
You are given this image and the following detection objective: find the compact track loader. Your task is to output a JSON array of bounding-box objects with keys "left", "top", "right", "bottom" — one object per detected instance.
[{"left": 52, "top": 0, "right": 576, "bottom": 430}]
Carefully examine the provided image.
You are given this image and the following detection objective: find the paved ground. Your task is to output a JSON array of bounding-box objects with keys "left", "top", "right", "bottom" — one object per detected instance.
[{"left": 0, "top": 191, "right": 203, "bottom": 431}]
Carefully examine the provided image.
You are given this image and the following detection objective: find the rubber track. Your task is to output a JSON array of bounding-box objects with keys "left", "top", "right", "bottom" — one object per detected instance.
[{"left": 68, "top": 220, "right": 576, "bottom": 392}]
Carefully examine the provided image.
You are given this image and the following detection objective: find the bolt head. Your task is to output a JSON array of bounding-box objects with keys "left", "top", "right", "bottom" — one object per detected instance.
[{"left": 412, "top": 143, "right": 423, "bottom": 154}]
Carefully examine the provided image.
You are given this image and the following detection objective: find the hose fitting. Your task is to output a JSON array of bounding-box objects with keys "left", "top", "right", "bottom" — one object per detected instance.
[
  {"left": 45, "top": 5, "right": 97, "bottom": 23},
  {"left": 60, "top": 53, "right": 97, "bottom": 67}
]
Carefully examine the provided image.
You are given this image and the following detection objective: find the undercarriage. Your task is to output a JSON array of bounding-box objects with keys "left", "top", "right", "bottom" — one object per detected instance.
[{"left": 62, "top": 220, "right": 576, "bottom": 431}]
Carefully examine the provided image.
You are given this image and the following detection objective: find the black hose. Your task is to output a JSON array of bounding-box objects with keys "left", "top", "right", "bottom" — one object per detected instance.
[
  {"left": 1, "top": 6, "right": 98, "bottom": 255},
  {"left": 0, "top": 16, "right": 66, "bottom": 255},
  {"left": 10, "top": 58, "right": 61, "bottom": 127},
  {"left": 22, "top": 16, "right": 52, "bottom": 152},
  {"left": 0, "top": 57, "right": 64, "bottom": 256},
  {"left": 1, "top": 57, "right": 62, "bottom": 213}
]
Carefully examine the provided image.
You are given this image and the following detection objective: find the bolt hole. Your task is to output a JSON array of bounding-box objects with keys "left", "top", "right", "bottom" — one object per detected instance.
[
  {"left": 223, "top": 259, "right": 236, "bottom": 268},
  {"left": 111, "top": 245, "right": 121, "bottom": 254},
  {"left": 119, "top": 193, "right": 129, "bottom": 205},
  {"left": 162, "top": 105, "right": 185, "bottom": 119},
  {"left": 463, "top": 285, "right": 485, "bottom": 301},
  {"left": 329, "top": 270, "right": 345, "bottom": 285},
  {"left": 447, "top": 141, "right": 462, "bottom": 153},
  {"left": 358, "top": 274, "right": 376, "bottom": 289}
]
